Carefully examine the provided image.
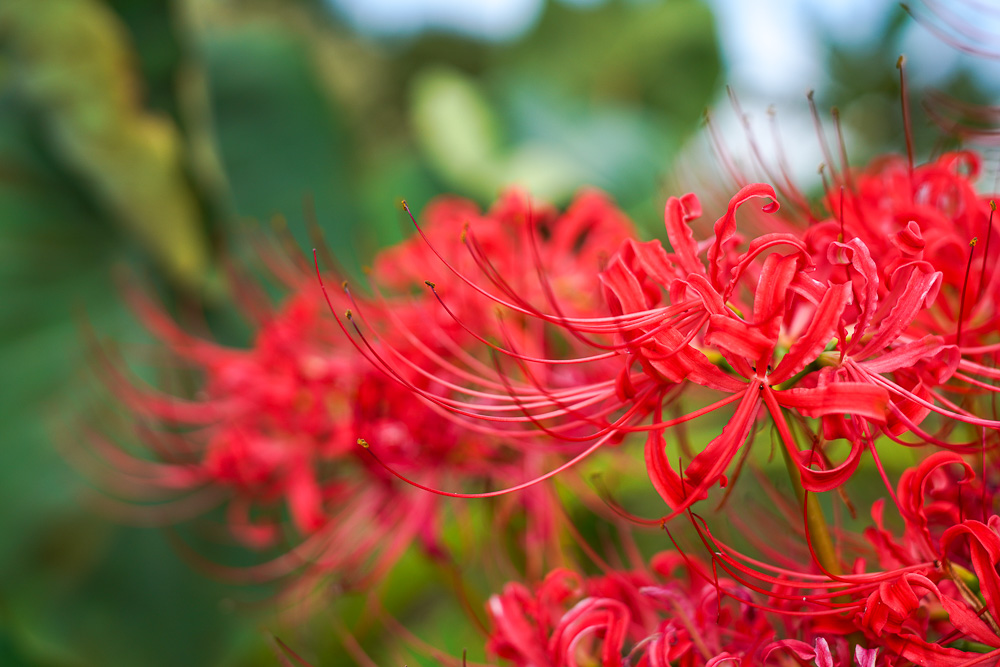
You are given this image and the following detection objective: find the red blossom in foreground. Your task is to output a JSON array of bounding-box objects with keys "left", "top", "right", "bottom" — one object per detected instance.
[
  {"left": 486, "top": 548, "right": 905, "bottom": 667},
  {"left": 322, "top": 147, "right": 1000, "bottom": 663},
  {"left": 486, "top": 552, "right": 776, "bottom": 667},
  {"left": 76, "top": 115, "right": 1000, "bottom": 666},
  {"left": 484, "top": 454, "right": 1000, "bottom": 667},
  {"left": 354, "top": 158, "right": 998, "bottom": 526}
]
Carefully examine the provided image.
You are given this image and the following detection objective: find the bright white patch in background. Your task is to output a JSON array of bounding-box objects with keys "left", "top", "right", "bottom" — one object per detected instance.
[
  {"left": 706, "top": 0, "right": 825, "bottom": 98},
  {"left": 704, "top": 0, "right": 1000, "bottom": 100},
  {"left": 329, "top": 0, "right": 1000, "bottom": 100},
  {"left": 331, "top": 0, "right": 544, "bottom": 41}
]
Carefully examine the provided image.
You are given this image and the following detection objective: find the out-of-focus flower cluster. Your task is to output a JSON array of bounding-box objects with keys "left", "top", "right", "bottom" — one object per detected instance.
[
  {"left": 83, "top": 189, "right": 632, "bottom": 592},
  {"left": 82, "top": 126, "right": 1000, "bottom": 664}
]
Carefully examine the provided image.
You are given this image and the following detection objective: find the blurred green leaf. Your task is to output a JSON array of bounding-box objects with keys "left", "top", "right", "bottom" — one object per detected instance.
[
  {"left": 0, "top": 61, "right": 251, "bottom": 666},
  {"left": 202, "top": 21, "right": 362, "bottom": 271},
  {"left": 510, "top": 0, "right": 721, "bottom": 129},
  {"left": 411, "top": 67, "right": 505, "bottom": 198},
  {"left": 5, "top": 528, "right": 258, "bottom": 667},
  {"left": 0, "top": 0, "right": 212, "bottom": 290},
  {"left": 407, "top": 0, "right": 720, "bottom": 208}
]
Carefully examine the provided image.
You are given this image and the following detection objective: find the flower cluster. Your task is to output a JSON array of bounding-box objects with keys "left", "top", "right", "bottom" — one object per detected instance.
[
  {"left": 358, "top": 152, "right": 998, "bottom": 522},
  {"left": 486, "top": 547, "right": 890, "bottom": 667},
  {"left": 345, "top": 148, "right": 998, "bottom": 665},
  {"left": 85, "top": 123, "right": 1000, "bottom": 664},
  {"left": 83, "top": 189, "right": 634, "bottom": 591}
]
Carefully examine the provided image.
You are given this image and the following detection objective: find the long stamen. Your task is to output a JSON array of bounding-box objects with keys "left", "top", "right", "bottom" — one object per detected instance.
[
  {"left": 522, "top": 201, "right": 614, "bottom": 350},
  {"left": 831, "top": 107, "right": 856, "bottom": 196},
  {"left": 319, "top": 256, "right": 581, "bottom": 428},
  {"left": 897, "top": 55, "right": 915, "bottom": 178},
  {"left": 976, "top": 200, "right": 997, "bottom": 302},
  {"left": 859, "top": 364, "right": 1000, "bottom": 428},
  {"left": 400, "top": 201, "right": 550, "bottom": 320},
  {"left": 342, "top": 279, "right": 623, "bottom": 424},
  {"left": 729, "top": 87, "right": 799, "bottom": 207},
  {"left": 807, "top": 90, "right": 839, "bottom": 183},
  {"left": 425, "top": 282, "right": 618, "bottom": 365},
  {"left": 705, "top": 108, "right": 746, "bottom": 189},
  {"left": 492, "top": 316, "right": 627, "bottom": 432},
  {"left": 358, "top": 427, "right": 620, "bottom": 499},
  {"left": 462, "top": 223, "right": 683, "bottom": 353},
  {"left": 839, "top": 185, "right": 846, "bottom": 242},
  {"left": 485, "top": 347, "right": 639, "bottom": 443},
  {"left": 957, "top": 236, "right": 979, "bottom": 347}
]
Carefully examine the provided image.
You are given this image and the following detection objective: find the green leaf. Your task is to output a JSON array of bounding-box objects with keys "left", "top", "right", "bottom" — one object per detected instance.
[{"left": 202, "top": 22, "right": 362, "bottom": 272}]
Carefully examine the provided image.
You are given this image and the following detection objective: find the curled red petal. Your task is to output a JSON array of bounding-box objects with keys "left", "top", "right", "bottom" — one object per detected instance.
[
  {"left": 664, "top": 194, "right": 706, "bottom": 278},
  {"left": 898, "top": 451, "right": 974, "bottom": 554},
  {"left": 855, "top": 263, "right": 942, "bottom": 360},
  {"left": 708, "top": 183, "right": 780, "bottom": 291},
  {"left": 797, "top": 436, "right": 865, "bottom": 492},
  {"left": 828, "top": 238, "right": 880, "bottom": 346},
  {"left": 943, "top": 521, "right": 1000, "bottom": 621},
  {"left": 727, "top": 232, "right": 810, "bottom": 291}
]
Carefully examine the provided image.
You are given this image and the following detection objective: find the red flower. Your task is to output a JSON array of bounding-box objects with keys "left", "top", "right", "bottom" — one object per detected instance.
[
  {"left": 486, "top": 551, "right": 775, "bottom": 667},
  {"left": 85, "top": 188, "right": 637, "bottom": 592},
  {"left": 86, "top": 284, "right": 446, "bottom": 594}
]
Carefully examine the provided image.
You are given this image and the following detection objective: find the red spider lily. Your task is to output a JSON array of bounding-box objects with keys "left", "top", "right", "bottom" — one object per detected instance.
[
  {"left": 486, "top": 551, "right": 779, "bottom": 667},
  {"left": 349, "top": 183, "right": 898, "bottom": 516},
  {"left": 811, "top": 152, "right": 1000, "bottom": 373},
  {"left": 83, "top": 188, "right": 637, "bottom": 593},
  {"left": 372, "top": 149, "right": 1000, "bottom": 520},
  {"left": 485, "top": 540, "right": 914, "bottom": 666},
  {"left": 85, "top": 285, "right": 445, "bottom": 594},
  {"left": 742, "top": 138, "right": 1000, "bottom": 433},
  {"left": 708, "top": 89, "right": 1000, "bottom": 449},
  {"left": 334, "top": 190, "right": 654, "bottom": 494},
  {"left": 602, "top": 184, "right": 891, "bottom": 511}
]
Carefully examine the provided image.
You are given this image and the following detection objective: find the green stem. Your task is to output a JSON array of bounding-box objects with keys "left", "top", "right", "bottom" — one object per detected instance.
[
  {"left": 762, "top": 391, "right": 842, "bottom": 577},
  {"left": 779, "top": 442, "right": 841, "bottom": 576}
]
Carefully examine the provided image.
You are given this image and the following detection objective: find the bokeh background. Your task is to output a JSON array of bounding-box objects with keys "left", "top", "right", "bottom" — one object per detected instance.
[{"left": 2, "top": 0, "right": 999, "bottom": 665}]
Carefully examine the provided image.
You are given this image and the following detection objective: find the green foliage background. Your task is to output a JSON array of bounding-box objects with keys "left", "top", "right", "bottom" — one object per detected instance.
[{"left": 0, "top": 0, "right": 993, "bottom": 664}]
